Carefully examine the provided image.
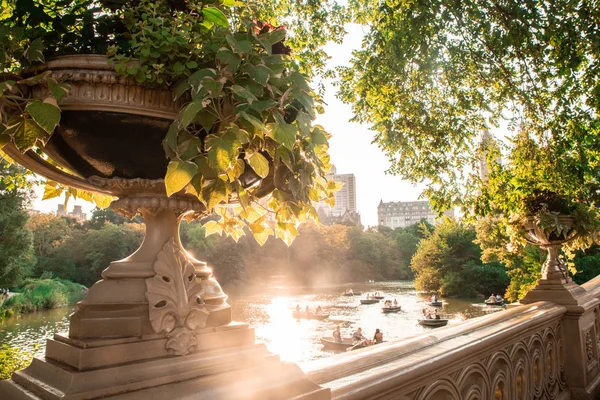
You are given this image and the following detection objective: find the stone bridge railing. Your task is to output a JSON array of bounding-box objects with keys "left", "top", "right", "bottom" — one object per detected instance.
[{"left": 304, "top": 276, "right": 600, "bottom": 400}]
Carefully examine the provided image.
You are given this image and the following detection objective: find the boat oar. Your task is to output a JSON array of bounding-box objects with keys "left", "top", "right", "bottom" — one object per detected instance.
[{"left": 346, "top": 340, "right": 366, "bottom": 352}]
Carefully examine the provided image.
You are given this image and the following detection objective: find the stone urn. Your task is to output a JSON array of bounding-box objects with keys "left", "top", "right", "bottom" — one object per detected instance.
[
  {"left": 523, "top": 215, "right": 577, "bottom": 283},
  {"left": 0, "top": 55, "right": 327, "bottom": 400}
]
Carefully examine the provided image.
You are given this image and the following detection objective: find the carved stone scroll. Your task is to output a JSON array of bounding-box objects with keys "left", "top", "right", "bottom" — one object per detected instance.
[{"left": 146, "top": 238, "right": 209, "bottom": 355}]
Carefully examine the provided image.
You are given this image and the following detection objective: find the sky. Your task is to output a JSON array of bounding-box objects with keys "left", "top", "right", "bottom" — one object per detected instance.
[{"left": 33, "top": 24, "right": 426, "bottom": 227}]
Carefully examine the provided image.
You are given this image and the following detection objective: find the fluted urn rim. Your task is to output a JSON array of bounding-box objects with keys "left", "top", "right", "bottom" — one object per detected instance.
[
  {"left": 523, "top": 214, "right": 576, "bottom": 246},
  {"left": 3, "top": 54, "right": 273, "bottom": 201}
]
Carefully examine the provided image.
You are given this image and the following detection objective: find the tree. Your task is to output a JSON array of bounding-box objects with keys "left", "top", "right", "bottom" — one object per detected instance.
[
  {"left": 411, "top": 219, "right": 509, "bottom": 297},
  {"left": 26, "top": 213, "right": 74, "bottom": 258},
  {"left": 0, "top": 163, "right": 35, "bottom": 287},
  {"left": 341, "top": 1, "right": 600, "bottom": 221}
]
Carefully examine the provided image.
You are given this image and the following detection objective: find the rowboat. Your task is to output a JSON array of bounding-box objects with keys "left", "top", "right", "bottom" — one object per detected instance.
[
  {"left": 360, "top": 299, "right": 380, "bottom": 305},
  {"left": 418, "top": 319, "right": 448, "bottom": 327},
  {"left": 428, "top": 301, "right": 443, "bottom": 307},
  {"left": 381, "top": 306, "right": 402, "bottom": 313},
  {"left": 320, "top": 337, "right": 368, "bottom": 351},
  {"left": 343, "top": 291, "right": 362, "bottom": 296},
  {"left": 292, "top": 312, "right": 330, "bottom": 320},
  {"left": 485, "top": 299, "right": 504, "bottom": 306},
  {"left": 374, "top": 295, "right": 385, "bottom": 300}
]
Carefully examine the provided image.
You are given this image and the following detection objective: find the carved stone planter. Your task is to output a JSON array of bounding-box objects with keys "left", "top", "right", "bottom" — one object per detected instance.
[
  {"left": 523, "top": 215, "right": 577, "bottom": 283},
  {"left": 0, "top": 55, "right": 327, "bottom": 400}
]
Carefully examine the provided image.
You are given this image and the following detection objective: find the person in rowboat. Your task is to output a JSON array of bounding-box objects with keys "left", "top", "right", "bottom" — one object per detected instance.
[
  {"left": 488, "top": 294, "right": 496, "bottom": 302},
  {"left": 393, "top": 299, "right": 398, "bottom": 306},
  {"left": 496, "top": 294, "right": 503, "bottom": 302},
  {"left": 373, "top": 329, "right": 383, "bottom": 344},
  {"left": 352, "top": 327, "right": 366, "bottom": 344},
  {"left": 432, "top": 294, "right": 438, "bottom": 303},
  {"left": 316, "top": 305, "right": 322, "bottom": 314},
  {"left": 332, "top": 326, "right": 342, "bottom": 343}
]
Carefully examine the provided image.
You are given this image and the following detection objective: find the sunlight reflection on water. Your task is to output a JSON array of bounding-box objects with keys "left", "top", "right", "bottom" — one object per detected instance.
[
  {"left": 0, "top": 281, "right": 505, "bottom": 364},
  {"left": 229, "top": 280, "right": 505, "bottom": 364}
]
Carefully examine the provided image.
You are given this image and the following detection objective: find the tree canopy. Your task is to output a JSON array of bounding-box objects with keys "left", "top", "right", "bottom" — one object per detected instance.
[
  {"left": 341, "top": 0, "right": 600, "bottom": 228},
  {"left": 0, "top": 162, "right": 35, "bottom": 287},
  {"left": 411, "top": 218, "right": 510, "bottom": 297}
]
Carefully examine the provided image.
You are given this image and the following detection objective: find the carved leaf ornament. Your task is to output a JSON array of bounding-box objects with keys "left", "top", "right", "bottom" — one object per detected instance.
[{"left": 146, "top": 238, "right": 209, "bottom": 355}]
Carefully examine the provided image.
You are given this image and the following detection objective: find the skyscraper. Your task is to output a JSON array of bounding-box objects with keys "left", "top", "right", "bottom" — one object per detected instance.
[{"left": 315, "top": 165, "right": 359, "bottom": 224}]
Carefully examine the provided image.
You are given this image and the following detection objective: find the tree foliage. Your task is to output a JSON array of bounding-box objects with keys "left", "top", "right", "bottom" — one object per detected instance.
[
  {"left": 341, "top": 0, "right": 600, "bottom": 245},
  {"left": 0, "top": 162, "right": 35, "bottom": 287},
  {"left": 411, "top": 218, "right": 510, "bottom": 297}
]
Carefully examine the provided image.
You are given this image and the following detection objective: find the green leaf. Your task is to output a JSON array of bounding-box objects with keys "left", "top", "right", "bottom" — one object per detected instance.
[
  {"left": 163, "top": 121, "right": 180, "bottom": 153},
  {"left": 216, "top": 48, "right": 241, "bottom": 72},
  {"left": 196, "top": 110, "right": 218, "bottom": 133},
  {"left": 249, "top": 99, "right": 277, "bottom": 113},
  {"left": 6, "top": 120, "right": 45, "bottom": 151},
  {"left": 247, "top": 152, "right": 269, "bottom": 178},
  {"left": 227, "top": 36, "right": 252, "bottom": 54},
  {"left": 267, "top": 123, "right": 297, "bottom": 150},
  {"left": 267, "top": 30, "right": 286, "bottom": 45},
  {"left": 205, "top": 128, "right": 241, "bottom": 171},
  {"left": 26, "top": 100, "right": 60, "bottom": 133},
  {"left": 311, "top": 127, "right": 328, "bottom": 145},
  {"left": 222, "top": 0, "right": 235, "bottom": 6},
  {"left": 177, "top": 100, "right": 205, "bottom": 129},
  {"left": 295, "top": 111, "right": 312, "bottom": 136},
  {"left": 188, "top": 68, "right": 216, "bottom": 92},
  {"left": 196, "top": 156, "right": 218, "bottom": 179},
  {"left": 244, "top": 64, "right": 271, "bottom": 86},
  {"left": 202, "top": 178, "right": 230, "bottom": 210},
  {"left": 202, "top": 8, "right": 229, "bottom": 27},
  {"left": 240, "top": 112, "right": 266, "bottom": 134},
  {"left": 230, "top": 85, "right": 257, "bottom": 103},
  {"left": 24, "top": 38, "right": 45, "bottom": 64},
  {"left": 165, "top": 159, "right": 199, "bottom": 197},
  {"left": 47, "top": 79, "right": 69, "bottom": 102}
]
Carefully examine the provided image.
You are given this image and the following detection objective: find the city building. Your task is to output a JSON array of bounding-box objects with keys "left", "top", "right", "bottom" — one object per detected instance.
[
  {"left": 377, "top": 200, "right": 454, "bottom": 229},
  {"left": 56, "top": 204, "right": 88, "bottom": 221},
  {"left": 316, "top": 165, "right": 359, "bottom": 225},
  {"left": 317, "top": 207, "right": 361, "bottom": 226},
  {"left": 56, "top": 204, "right": 66, "bottom": 217}
]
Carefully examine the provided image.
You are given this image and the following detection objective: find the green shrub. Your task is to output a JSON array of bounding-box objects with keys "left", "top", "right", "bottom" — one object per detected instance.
[{"left": 0, "top": 278, "right": 84, "bottom": 319}]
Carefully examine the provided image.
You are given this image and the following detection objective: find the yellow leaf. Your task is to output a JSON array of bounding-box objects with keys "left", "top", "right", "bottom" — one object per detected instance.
[
  {"left": 42, "top": 182, "right": 64, "bottom": 200},
  {"left": 165, "top": 160, "right": 198, "bottom": 197},
  {"left": 203, "top": 220, "right": 223, "bottom": 236}
]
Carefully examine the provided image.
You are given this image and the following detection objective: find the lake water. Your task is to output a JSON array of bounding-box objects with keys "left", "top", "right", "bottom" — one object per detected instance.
[{"left": 0, "top": 281, "right": 504, "bottom": 364}]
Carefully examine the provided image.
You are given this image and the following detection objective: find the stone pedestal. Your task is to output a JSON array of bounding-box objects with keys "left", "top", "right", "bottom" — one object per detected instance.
[
  {"left": 521, "top": 278, "right": 600, "bottom": 400},
  {"left": 0, "top": 195, "right": 328, "bottom": 399}
]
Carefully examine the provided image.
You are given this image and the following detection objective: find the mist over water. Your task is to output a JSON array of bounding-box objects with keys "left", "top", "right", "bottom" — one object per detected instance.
[{"left": 0, "top": 281, "right": 504, "bottom": 363}]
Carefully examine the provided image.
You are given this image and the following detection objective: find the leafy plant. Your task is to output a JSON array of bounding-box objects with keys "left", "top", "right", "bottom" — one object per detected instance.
[
  {"left": 0, "top": 344, "right": 33, "bottom": 380},
  {"left": 0, "top": 0, "right": 344, "bottom": 245}
]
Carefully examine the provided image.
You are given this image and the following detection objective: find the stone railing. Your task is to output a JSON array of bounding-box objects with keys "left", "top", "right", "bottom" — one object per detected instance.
[{"left": 304, "top": 302, "right": 569, "bottom": 400}]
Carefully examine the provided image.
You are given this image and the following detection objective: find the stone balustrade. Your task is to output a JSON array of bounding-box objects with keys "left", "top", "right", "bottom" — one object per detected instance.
[
  {"left": 302, "top": 274, "right": 600, "bottom": 400},
  {"left": 305, "top": 302, "right": 569, "bottom": 399}
]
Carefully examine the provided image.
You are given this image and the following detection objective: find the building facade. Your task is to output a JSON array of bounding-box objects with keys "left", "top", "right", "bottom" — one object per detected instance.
[
  {"left": 56, "top": 204, "right": 87, "bottom": 221},
  {"left": 317, "top": 165, "right": 357, "bottom": 215},
  {"left": 377, "top": 200, "right": 453, "bottom": 229}
]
